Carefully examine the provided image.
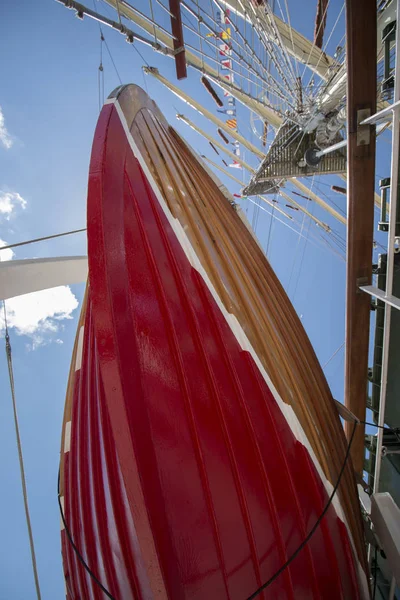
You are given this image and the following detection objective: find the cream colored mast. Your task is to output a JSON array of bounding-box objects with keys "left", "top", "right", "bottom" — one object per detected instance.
[
  {"left": 177, "top": 113, "right": 331, "bottom": 231},
  {"left": 278, "top": 190, "right": 330, "bottom": 232},
  {"left": 145, "top": 67, "right": 266, "bottom": 158},
  {"left": 176, "top": 114, "right": 256, "bottom": 171},
  {"left": 202, "top": 153, "right": 330, "bottom": 232},
  {"left": 147, "top": 67, "right": 346, "bottom": 225},
  {"left": 201, "top": 155, "right": 293, "bottom": 221}
]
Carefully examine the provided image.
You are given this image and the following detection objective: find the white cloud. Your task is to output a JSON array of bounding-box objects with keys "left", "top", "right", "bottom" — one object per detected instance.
[
  {"left": 0, "top": 191, "right": 27, "bottom": 220},
  {"left": 0, "top": 240, "right": 79, "bottom": 348},
  {"left": 0, "top": 286, "right": 79, "bottom": 350},
  {"left": 0, "top": 238, "right": 14, "bottom": 261},
  {"left": 0, "top": 106, "right": 13, "bottom": 149}
]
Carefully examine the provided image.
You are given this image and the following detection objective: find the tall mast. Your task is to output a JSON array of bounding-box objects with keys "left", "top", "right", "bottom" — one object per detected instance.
[
  {"left": 344, "top": 0, "right": 377, "bottom": 475},
  {"left": 176, "top": 111, "right": 332, "bottom": 231}
]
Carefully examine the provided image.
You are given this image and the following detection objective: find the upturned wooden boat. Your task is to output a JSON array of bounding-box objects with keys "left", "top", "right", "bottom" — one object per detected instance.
[{"left": 59, "top": 85, "right": 369, "bottom": 599}]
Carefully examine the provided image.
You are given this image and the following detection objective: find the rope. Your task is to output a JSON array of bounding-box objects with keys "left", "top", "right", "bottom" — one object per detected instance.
[
  {"left": 287, "top": 176, "right": 315, "bottom": 295},
  {"left": 3, "top": 304, "right": 42, "bottom": 600},
  {"left": 181, "top": 3, "right": 289, "bottom": 105},
  {"left": 58, "top": 471, "right": 116, "bottom": 599},
  {"left": 323, "top": 341, "right": 345, "bottom": 369},
  {"left": 103, "top": 36, "right": 123, "bottom": 84},
  {"left": 0, "top": 228, "right": 86, "bottom": 251},
  {"left": 265, "top": 195, "right": 275, "bottom": 257},
  {"left": 246, "top": 198, "right": 339, "bottom": 259}
]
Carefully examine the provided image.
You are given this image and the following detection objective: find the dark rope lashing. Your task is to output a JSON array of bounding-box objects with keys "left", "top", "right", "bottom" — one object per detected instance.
[
  {"left": 209, "top": 142, "right": 220, "bottom": 155},
  {"left": 292, "top": 190, "right": 312, "bottom": 201},
  {"left": 222, "top": 159, "right": 229, "bottom": 167},
  {"left": 262, "top": 120, "right": 268, "bottom": 147},
  {"left": 58, "top": 470, "right": 116, "bottom": 600},
  {"left": 217, "top": 128, "right": 230, "bottom": 144},
  {"left": 98, "top": 31, "right": 105, "bottom": 111},
  {"left": 314, "top": 0, "right": 329, "bottom": 49},
  {"left": 201, "top": 76, "right": 223, "bottom": 107},
  {"left": 332, "top": 185, "right": 347, "bottom": 196},
  {"left": 286, "top": 204, "right": 299, "bottom": 211}
]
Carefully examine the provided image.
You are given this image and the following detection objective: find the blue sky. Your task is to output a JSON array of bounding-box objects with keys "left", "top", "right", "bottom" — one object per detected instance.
[{"left": 0, "top": 0, "right": 390, "bottom": 598}]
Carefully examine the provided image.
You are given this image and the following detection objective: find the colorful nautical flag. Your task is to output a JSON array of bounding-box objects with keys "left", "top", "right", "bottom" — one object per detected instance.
[
  {"left": 216, "top": 9, "right": 230, "bottom": 24},
  {"left": 215, "top": 9, "right": 241, "bottom": 169},
  {"left": 221, "top": 59, "right": 232, "bottom": 70},
  {"left": 219, "top": 43, "right": 232, "bottom": 56},
  {"left": 217, "top": 108, "right": 235, "bottom": 115}
]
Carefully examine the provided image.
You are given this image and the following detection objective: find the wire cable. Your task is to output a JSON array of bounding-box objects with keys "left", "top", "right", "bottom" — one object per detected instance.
[
  {"left": 103, "top": 36, "right": 123, "bottom": 84},
  {"left": 58, "top": 471, "right": 116, "bottom": 600},
  {"left": 265, "top": 195, "right": 275, "bottom": 257},
  {"left": 3, "top": 305, "right": 42, "bottom": 600},
  {"left": 323, "top": 341, "right": 345, "bottom": 369},
  {"left": 246, "top": 420, "right": 357, "bottom": 599},
  {"left": 0, "top": 228, "right": 86, "bottom": 252}
]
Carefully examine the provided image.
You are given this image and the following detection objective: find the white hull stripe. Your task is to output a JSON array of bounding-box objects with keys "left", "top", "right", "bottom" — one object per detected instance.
[
  {"left": 64, "top": 421, "right": 71, "bottom": 453},
  {"left": 75, "top": 326, "right": 84, "bottom": 371}
]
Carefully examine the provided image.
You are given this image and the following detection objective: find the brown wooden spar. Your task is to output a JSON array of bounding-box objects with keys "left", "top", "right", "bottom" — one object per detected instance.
[
  {"left": 344, "top": 0, "right": 377, "bottom": 475},
  {"left": 314, "top": 0, "right": 329, "bottom": 49},
  {"left": 332, "top": 185, "right": 347, "bottom": 195},
  {"left": 169, "top": 0, "right": 187, "bottom": 80}
]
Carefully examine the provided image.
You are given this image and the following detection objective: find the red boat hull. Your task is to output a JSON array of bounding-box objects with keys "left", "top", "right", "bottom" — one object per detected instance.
[{"left": 60, "top": 86, "right": 369, "bottom": 599}]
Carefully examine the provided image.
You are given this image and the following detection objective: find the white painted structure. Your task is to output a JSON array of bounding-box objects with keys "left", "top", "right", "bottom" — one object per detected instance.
[{"left": 0, "top": 256, "right": 88, "bottom": 301}]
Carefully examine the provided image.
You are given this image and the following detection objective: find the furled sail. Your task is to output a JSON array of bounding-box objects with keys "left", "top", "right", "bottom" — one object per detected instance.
[{"left": 59, "top": 85, "right": 369, "bottom": 599}]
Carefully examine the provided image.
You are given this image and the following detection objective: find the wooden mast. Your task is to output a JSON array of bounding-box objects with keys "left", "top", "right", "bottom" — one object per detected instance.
[
  {"left": 168, "top": 0, "right": 187, "bottom": 80},
  {"left": 344, "top": 0, "right": 377, "bottom": 475}
]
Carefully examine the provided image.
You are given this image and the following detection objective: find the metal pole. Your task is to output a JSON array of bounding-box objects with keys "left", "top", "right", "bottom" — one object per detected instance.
[
  {"left": 315, "top": 122, "right": 387, "bottom": 158},
  {"left": 315, "top": 139, "right": 347, "bottom": 157},
  {"left": 373, "top": 0, "right": 400, "bottom": 494}
]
